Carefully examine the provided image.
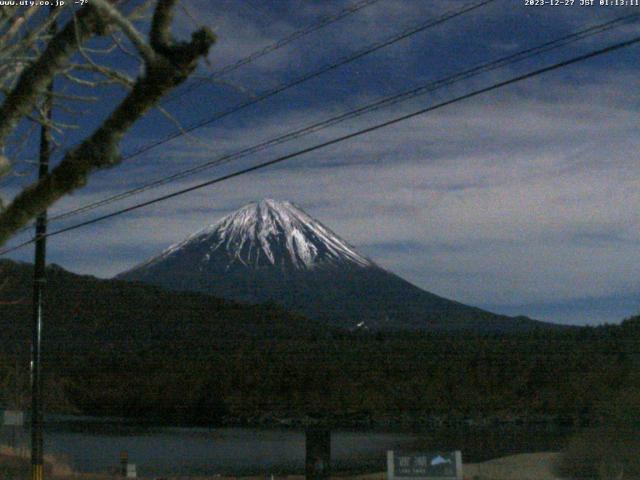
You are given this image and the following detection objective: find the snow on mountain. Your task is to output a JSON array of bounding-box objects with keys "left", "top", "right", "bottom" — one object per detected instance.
[
  {"left": 117, "top": 198, "right": 553, "bottom": 332},
  {"left": 127, "top": 199, "right": 373, "bottom": 274}
]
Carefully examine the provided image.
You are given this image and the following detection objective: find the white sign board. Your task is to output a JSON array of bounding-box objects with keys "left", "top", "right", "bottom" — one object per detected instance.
[
  {"left": 3, "top": 410, "right": 24, "bottom": 426},
  {"left": 387, "top": 451, "right": 462, "bottom": 480},
  {"left": 126, "top": 464, "right": 137, "bottom": 478}
]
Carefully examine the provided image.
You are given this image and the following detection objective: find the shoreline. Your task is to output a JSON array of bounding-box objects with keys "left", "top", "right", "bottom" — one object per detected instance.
[
  {"left": 44, "top": 411, "right": 591, "bottom": 431},
  {"left": 1, "top": 446, "right": 565, "bottom": 480}
]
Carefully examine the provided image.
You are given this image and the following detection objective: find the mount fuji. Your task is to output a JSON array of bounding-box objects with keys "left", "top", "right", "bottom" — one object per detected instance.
[{"left": 117, "top": 199, "right": 550, "bottom": 332}]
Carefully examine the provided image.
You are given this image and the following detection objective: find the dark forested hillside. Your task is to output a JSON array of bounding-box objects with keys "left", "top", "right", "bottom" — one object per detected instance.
[
  {"left": 0, "top": 259, "right": 638, "bottom": 428},
  {"left": 45, "top": 320, "right": 640, "bottom": 426},
  {"left": 0, "top": 259, "right": 320, "bottom": 354}
]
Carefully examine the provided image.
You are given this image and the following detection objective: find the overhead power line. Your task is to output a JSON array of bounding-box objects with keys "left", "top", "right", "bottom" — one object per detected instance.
[
  {"left": 1, "top": 33, "right": 638, "bottom": 257},
  {"left": 126, "top": 0, "right": 498, "bottom": 161},
  {"left": 0, "top": 0, "right": 381, "bottom": 194},
  {"left": 16, "top": 0, "right": 500, "bottom": 229},
  {"left": 0, "top": 0, "right": 382, "bottom": 192},
  {"left": 165, "top": 0, "right": 385, "bottom": 103},
  {"left": 5, "top": 0, "right": 500, "bottom": 237},
  {"left": 38, "top": 13, "right": 638, "bottom": 227}
]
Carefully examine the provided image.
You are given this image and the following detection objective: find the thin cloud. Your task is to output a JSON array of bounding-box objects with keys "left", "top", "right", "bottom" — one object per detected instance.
[{"left": 4, "top": 2, "right": 638, "bottom": 326}]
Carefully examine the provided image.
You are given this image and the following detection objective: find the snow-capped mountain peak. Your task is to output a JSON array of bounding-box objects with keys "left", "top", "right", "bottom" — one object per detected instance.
[
  {"left": 128, "top": 199, "right": 373, "bottom": 273},
  {"left": 116, "top": 199, "right": 549, "bottom": 333},
  {"left": 210, "top": 199, "right": 372, "bottom": 269}
]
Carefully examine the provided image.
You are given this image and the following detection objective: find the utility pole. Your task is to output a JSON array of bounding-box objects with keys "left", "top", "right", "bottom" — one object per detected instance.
[
  {"left": 31, "top": 9, "right": 55, "bottom": 480},
  {"left": 30, "top": 89, "right": 51, "bottom": 480}
]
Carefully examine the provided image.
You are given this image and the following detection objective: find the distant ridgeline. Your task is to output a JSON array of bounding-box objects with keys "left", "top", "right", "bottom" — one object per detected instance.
[{"left": 0, "top": 258, "right": 638, "bottom": 427}]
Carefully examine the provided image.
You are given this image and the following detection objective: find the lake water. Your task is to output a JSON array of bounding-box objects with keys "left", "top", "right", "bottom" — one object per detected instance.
[{"left": 2, "top": 417, "right": 574, "bottom": 477}]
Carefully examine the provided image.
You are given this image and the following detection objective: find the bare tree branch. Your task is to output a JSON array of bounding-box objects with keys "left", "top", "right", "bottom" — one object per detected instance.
[
  {"left": 74, "top": 42, "right": 136, "bottom": 87},
  {"left": 0, "top": 154, "right": 9, "bottom": 177},
  {"left": 0, "top": 5, "right": 113, "bottom": 149},
  {"left": 0, "top": 1, "right": 216, "bottom": 245},
  {"left": 0, "top": 8, "right": 62, "bottom": 87},
  {"left": 91, "top": 0, "right": 157, "bottom": 63}
]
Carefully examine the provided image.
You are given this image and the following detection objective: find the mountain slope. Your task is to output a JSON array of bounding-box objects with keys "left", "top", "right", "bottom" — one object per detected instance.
[
  {"left": 117, "top": 199, "right": 552, "bottom": 332},
  {"left": 0, "top": 259, "right": 319, "bottom": 356}
]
